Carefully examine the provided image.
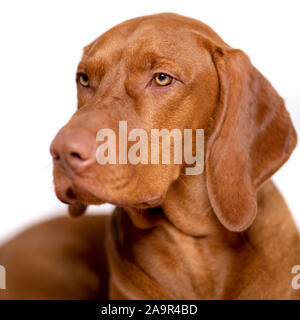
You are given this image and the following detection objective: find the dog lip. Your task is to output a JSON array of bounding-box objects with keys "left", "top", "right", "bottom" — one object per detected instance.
[
  {"left": 66, "top": 187, "right": 77, "bottom": 200},
  {"left": 55, "top": 174, "right": 164, "bottom": 208},
  {"left": 56, "top": 187, "right": 78, "bottom": 205},
  {"left": 134, "top": 195, "right": 163, "bottom": 208}
]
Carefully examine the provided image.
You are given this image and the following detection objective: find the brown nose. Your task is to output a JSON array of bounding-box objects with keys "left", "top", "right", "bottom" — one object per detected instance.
[{"left": 50, "top": 128, "right": 95, "bottom": 173}]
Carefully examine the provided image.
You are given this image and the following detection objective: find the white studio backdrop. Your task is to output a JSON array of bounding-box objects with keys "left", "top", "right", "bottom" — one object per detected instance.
[{"left": 0, "top": 0, "right": 299, "bottom": 243}]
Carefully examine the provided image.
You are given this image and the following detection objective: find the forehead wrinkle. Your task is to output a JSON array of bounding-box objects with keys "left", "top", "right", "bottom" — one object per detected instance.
[
  {"left": 84, "top": 37, "right": 101, "bottom": 59},
  {"left": 79, "top": 45, "right": 123, "bottom": 77},
  {"left": 79, "top": 14, "right": 219, "bottom": 79},
  {"left": 124, "top": 33, "right": 198, "bottom": 78},
  {"left": 79, "top": 16, "right": 185, "bottom": 71},
  {"left": 129, "top": 52, "right": 184, "bottom": 75},
  {"left": 127, "top": 25, "right": 198, "bottom": 55},
  {"left": 80, "top": 31, "right": 132, "bottom": 75}
]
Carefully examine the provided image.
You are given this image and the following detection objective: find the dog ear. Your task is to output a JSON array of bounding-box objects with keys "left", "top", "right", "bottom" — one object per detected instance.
[
  {"left": 206, "top": 48, "right": 297, "bottom": 232},
  {"left": 68, "top": 202, "right": 87, "bottom": 218}
]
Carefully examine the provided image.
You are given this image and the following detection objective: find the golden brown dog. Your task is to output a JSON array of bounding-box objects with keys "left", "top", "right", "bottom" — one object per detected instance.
[{"left": 0, "top": 13, "right": 299, "bottom": 299}]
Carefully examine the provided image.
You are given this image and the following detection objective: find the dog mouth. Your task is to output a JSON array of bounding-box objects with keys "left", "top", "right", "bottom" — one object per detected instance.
[
  {"left": 55, "top": 177, "right": 166, "bottom": 228},
  {"left": 54, "top": 176, "right": 164, "bottom": 210},
  {"left": 54, "top": 175, "right": 105, "bottom": 206},
  {"left": 53, "top": 165, "right": 168, "bottom": 227}
]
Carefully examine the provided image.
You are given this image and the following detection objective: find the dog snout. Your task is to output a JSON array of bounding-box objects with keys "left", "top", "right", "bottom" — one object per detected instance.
[{"left": 50, "top": 128, "right": 95, "bottom": 173}]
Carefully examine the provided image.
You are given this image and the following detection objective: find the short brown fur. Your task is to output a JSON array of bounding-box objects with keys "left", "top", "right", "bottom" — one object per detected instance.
[{"left": 0, "top": 13, "right": 299, "bottom": 299}]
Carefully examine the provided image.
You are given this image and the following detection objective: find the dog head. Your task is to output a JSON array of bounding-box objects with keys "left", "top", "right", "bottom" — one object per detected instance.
[{"left": 50, "top": 13, "right": 296, "bottom": 231}]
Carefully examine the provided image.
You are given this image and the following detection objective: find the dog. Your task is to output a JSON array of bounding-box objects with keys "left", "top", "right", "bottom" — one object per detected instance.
[{"left": 0, "top": 12, "right": 299, "bottom": 299}]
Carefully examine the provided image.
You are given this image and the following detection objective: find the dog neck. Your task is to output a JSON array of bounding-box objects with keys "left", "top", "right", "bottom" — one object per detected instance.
[
  {"left": 110, "top": 175, "right": 299, "bottom": 299},
  {"left": 126, "top": 173, "right": 225, "bottom": 237},
  {"left": 161, "top": 173, "right": 224, "bottom": 236},
  {"left": 112, "top": 173, "right": 243, "bottom": 299}
]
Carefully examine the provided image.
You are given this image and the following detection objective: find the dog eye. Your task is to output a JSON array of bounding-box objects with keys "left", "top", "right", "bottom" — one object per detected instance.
[
  {"left": 79, "top": 74, "right": 89, "bottom": 87},
  {"left": 154, "top": 73, "right": 173, "bottom": 86}
]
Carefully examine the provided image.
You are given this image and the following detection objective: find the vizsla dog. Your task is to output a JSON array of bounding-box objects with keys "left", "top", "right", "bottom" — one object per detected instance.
[{"left": 0, "top": 13, "right": 299, "bottom": 299}]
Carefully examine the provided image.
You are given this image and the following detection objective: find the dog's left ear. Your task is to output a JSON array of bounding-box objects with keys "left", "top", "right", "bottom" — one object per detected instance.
[{"left": 206, "top": 48, "right": 297, "bottom": 232}]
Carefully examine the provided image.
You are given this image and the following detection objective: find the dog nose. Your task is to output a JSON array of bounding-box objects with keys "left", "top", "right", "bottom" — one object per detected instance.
[{"left": 50, "top": 128, "right": 95, "bottom": 173}]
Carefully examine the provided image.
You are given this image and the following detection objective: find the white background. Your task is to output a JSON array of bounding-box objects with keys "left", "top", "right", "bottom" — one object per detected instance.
[{"left": 0, "top": 0, "right": 299, "bottom": 243}]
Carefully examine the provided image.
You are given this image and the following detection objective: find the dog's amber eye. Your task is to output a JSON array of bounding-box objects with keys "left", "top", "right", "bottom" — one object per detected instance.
[
  {"left": 154, "top": 73, "right": 173, "bottom": 86},
  {"left": 79, "top": 74, "right": 89, "bottom": 87}
]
